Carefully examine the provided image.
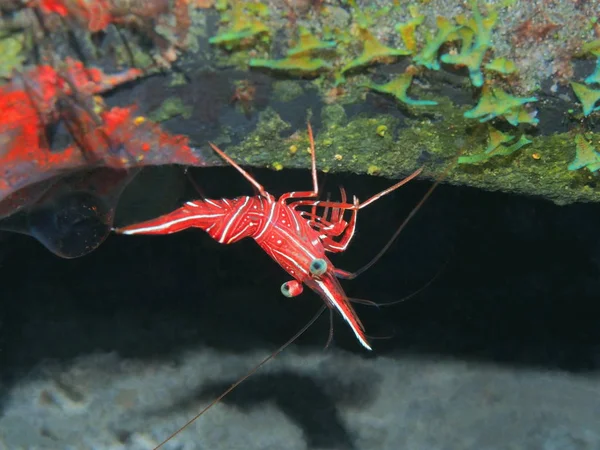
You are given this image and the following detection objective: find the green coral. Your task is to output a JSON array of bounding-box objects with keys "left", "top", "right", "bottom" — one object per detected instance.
[
  {"left": 341, "top": 26, "right": 411, "bottom": 74},
  {"left": 413, "top": 16, "right": 460, "bottom": 70},
  {"left": 571, "top": 82, "right": 600, "bottom": 116},
  {"left": 205, "top": 99, "right": 600, "bottom": 205},
  {"left": 464, "top": 85, "right": 538, "bottom": 124},
  {"left": 568, "top": 134, "right": 600, "bottom": 172},
  {"left": 580, "top": 39, "right": 600, "bottom": 56},
  {"left": 485, "top": 57, "right": 516, "bottom": 75},
  {"left": 440, "top": 0, "right": 498, "bottom": 87},
  {"left": 287, "top": 26, "right": 336, "bottom": 57},
  {"left": 395, "top": 6, "right": 425, "bottom": 53},
  {"left": 585, "top": 58, "right": 600, "bottom": 85},
  {"left": 363, "top": 72, "right": 438, "bottom": 107},
  {"left": 209, "top": 1, "right": 270, "bottom": 50},
  {"left": 250, "top": 56, "right": 331, "bottom": 74},
  {"left": 571, "top": 39, "right": 600, "bottom": 114},
  {"left": 503, "top": 105, "right": 539, "bottom": 127},
  {"left": 191, "top": 0, "right": 598, "bottom": 205},
  {"left": 249, "top": 27, "right": 335, "bottom": 75},
  {"left": 459, "top": 128, "right": 532, "bottom": 164}
]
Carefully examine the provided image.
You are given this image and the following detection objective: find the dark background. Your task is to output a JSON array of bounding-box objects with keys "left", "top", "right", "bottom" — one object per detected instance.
[{"left": 2, "top": 166, "right": 600, "bottom": 422}]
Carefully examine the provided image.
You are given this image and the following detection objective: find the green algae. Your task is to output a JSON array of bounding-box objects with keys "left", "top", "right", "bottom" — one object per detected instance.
[
  {"left": 202, "top": 97, "right": 600, "bottom": 205},
  {"left": 112, "top": 33, "right": 156, "bottom": 71},
  {"left": 320, "top": 104, "right": 347, "bottom": 126},
  {"left": 0, "top": 34, "right": 25, "bottom": 79},
  {"left": 272, "top": 80, "right": 304, "bottom": 103},
  {"left": 148, "top": 97, "right": 193, "bottom": 122}
]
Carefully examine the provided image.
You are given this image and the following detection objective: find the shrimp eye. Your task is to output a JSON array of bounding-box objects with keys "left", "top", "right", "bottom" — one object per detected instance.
[
  {"left": 281, "top": 280, "right": 303, "bottom": 297},
  {"left": 309, "top": 258, "right": 328, "bottom": 276}
]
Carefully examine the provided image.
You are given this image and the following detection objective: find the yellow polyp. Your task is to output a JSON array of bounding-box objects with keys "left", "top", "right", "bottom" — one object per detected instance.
[
  {"left": 341, "top": 27, "right": 411, "bottom": 74},
  {"left": 464, "top": 84, "right": 538, "bottom": 124},
  {"left": 485, "top": 57, "right": 517, "bottom": 75},
  {"left": 376, "top": 125, "right": 388, "bottom": 136},
  {"left": 133, "top": 116, "right": 146, "bottom": 125},
  {"left": 367, "top": 165, "right": 381, "bottom": 175},
  {"left": 289, "top": 145, "right": 298, "bottom": 154},
  {"left": 440, "top": 0, "right": 498, "bottom": 87},
  {"left": 92, "top": 96, "right": 106, "bottom": 115},
  {"left": 571, "top": 82, "right": 600, "bottom": 116},
  {"left": 364, "top": 72, "right": 438, "bottom": 106},
  {"left": 334, "top": 154, "right": 343, "bottom": 161},
  {"left": 568, "top": 134, "right": 600, "bottom": 172},
  {"left": 272, "top": 162, "right": 283, "bottom": 171},
  {"left": 413, "top": 16, "right": 460, "bottom": 70},
  {"left": 395, "top": 7, "right": 424, "bottom": 53}
]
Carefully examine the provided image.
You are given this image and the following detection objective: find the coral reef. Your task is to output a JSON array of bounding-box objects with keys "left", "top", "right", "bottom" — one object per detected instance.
[{"left": 2, "top": 0, "right": 600, "bottom": 231}]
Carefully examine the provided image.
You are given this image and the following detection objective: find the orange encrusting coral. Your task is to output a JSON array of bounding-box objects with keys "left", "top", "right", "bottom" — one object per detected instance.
[
  {"left": 0, "top": 58, "right": 203, "bottom": 216},
  {"left": 31, "top": 0, "right": 192, "bottom": 50},
  {"left": 38, "top": 0, "right": 69, "bottom": 16}
]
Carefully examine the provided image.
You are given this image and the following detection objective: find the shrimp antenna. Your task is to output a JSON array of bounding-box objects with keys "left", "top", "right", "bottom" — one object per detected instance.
[
  {"left": 153, "top": 305, "right": 327, "bottom": 450},
  {"left": 348, "top": 156, "right": 459, "bottom": 280},
  {"left": 349, "top": 254, "right": 450, "bottom": 308}
]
